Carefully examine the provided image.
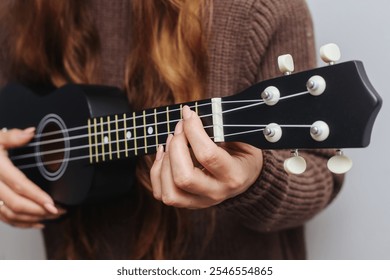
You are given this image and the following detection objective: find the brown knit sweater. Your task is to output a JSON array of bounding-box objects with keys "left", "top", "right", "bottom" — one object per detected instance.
[{"left": 0, "top": 0, "right": 343, "bottom": 259}]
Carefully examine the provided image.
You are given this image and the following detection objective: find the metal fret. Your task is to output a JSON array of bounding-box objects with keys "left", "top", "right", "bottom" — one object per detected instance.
[
  {"left": 115, "top": 115, "right": 120, "bottom": 159},
  {"left": 107, "top": 116, "right": 112, "bottom": 160},
  {"left": 87, "top": 119, "right": 93, "bottom": 164},
  {"left": 100, "top": 117, "right": 105, "bottom": 161},
  {"left": 195, "top": 101, "right": 199, "bottom": 115},
  {"left": 123, "top": 113, "right": 128, "bottom": 157},
  {"left": 93, "top": 118, "right": 99, "bottom": 163},
  {"left": 143, "top": 110, "right": 147, "bottom": 154},
  {"left": 133, "top": 112, "right": 137, "bottom": 155},
  {"left": 166, "top": 106, "right": 170, "bottom": 134},
  {"left": 154, "top": 108, "right": 158, "bottom": 151},
  {"left": 180, "top": 104, "right": 183, "bottom": 120}
]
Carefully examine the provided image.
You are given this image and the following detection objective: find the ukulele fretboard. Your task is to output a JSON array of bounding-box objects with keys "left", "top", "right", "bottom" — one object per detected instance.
[{"left": 87, "top": 99, "right": 215, "bottom": 163}]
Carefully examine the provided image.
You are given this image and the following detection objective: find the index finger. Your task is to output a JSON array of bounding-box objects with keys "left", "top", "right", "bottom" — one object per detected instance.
[
  {"left": 0, "top": 127, "right": 35, "bottom": 149},
  {"left": 181, "top": 106, "right": 235, "bottom": 178},
  {"left": 0, "top": 152, "right": 58, "bottom": 214}
]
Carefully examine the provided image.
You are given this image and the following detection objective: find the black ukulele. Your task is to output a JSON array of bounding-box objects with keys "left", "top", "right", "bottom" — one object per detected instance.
[{"left": 0, "top": 59, "right": 382, "bottom": 205}]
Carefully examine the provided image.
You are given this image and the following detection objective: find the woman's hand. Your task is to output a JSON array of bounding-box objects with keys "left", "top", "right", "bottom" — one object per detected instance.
[
  {"left": 0, "top": 128, "right": 64, "bottom": 229},
  {"left": 150, "top": 106, "right": 263, "bottom": 209}
]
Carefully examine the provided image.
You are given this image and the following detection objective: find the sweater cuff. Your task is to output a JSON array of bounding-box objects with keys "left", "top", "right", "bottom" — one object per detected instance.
[{"left": 217, "top": 150, "right": 283, "bottom": 214}]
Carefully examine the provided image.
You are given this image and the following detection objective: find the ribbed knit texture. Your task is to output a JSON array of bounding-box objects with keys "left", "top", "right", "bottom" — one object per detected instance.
[{"left": 0, "top": 0, "right": 343, "bottom": 259}]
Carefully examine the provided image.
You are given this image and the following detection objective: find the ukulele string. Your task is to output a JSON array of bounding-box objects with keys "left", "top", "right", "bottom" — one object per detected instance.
[
  {"left": 15, "top": 124, "right": 313, "bottom": 170},
  {"left": 12, "top": 90, "right": 311, "bottom": 167},
  {"left": 21, "top": 100, "right": 257, "bottom": 149},
  {"left": 13, "top": 123, "right": 313, "bottom": 161},
  {"left": 30, "top": 90, "right": 309, "bottom": 140},
  {"left": 31, "top": 102, "right": 214, "bottom": 139}
]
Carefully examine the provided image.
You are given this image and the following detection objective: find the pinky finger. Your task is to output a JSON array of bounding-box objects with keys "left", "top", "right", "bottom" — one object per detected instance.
[{"left": 0, "top": 214, "right": 44, "bottom": 229}]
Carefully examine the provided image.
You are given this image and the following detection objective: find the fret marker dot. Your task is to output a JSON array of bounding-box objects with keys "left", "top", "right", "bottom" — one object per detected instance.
[
  {"left": 104, "top": 136, "right": 109, "bottom": 144},
  {"left": 148, "top": 127, "right": 154, "bottom": 135},
  {"left": 126, "top": 131, "right": 132, "bottom": 139}
]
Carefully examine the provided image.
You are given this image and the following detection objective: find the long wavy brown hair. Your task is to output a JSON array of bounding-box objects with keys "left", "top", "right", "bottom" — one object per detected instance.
[{"left": 0, "top": 0, "right": 212, "bottom": 259}]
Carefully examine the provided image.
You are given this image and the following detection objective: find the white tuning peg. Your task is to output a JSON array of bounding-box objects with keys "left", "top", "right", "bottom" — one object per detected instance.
[
  {"left": 284, "top": 150, "right": 307, "bottom": 175},
  {"left": 263, "top": 123, "right": 282, "bottom": 143},
  {"left": 261, "top": 86, "right": 280, "bottom": 106},
  {"left": 278, "top": 54, "right": 294, "bottom": 75},
  {"left": 320, "top": 43, "right": 341, "bottom": 65},
  {"left": 327, "top": 150, "right": 353, "bottom": 174},
  {"left": 306, "top": 75, "right": 326, "bottom": 96},
  {"left": 310, "top": 121, "right": 330, "bottom": 142}
]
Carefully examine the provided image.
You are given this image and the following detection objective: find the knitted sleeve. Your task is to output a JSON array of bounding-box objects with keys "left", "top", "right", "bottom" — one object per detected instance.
[{"left": 217, "top": 0, "right": 344, "bottom": 232}]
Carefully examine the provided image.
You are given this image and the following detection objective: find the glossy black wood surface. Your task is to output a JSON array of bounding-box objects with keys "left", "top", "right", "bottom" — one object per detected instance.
[
  {"left": 221, "top": 61, "right": 382, "bottom": 149},
  {"left": 0, "top": 83, "right": 136, "bottom": 205}
]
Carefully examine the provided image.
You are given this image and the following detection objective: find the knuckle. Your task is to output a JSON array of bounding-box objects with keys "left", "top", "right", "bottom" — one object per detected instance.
[
  {"left": 162, "top": 194, "right": 179, "bottom": 207},
  {"left": 11, "top": 182, "right": 24, "bottom": 193},
  {"left": 197, "top": 147, "right": 218, "bottom": 167},
  {"left": 3, "top": 209, "right": 15, "bottom": 220},
  {"left": 152, "top": 189, "right": 161, "bottom": 200},
  {"left": 225, "top": 175, "right": 244, "bottom": 191},
  {"left": 207, "top": 191, "right": 224, "bottom": 203},
  {"left": 11, "top": 177, "right": 29, "bottom": 194},
  {"left": 173, "top": 173, "right": 193, "bottom": 189},
  {"left": 6, "top": 200, "right": 25, "bottom": 214}
]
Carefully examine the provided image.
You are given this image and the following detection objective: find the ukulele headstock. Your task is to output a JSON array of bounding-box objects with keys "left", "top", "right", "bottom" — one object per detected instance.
[{"left": 220, "top": 44, "right": 382, "bottom": 174}]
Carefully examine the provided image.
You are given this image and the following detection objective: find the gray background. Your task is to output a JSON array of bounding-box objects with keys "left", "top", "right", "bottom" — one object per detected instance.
[
  {"left": 0, "top": 0, "right": 389, "bottom": 259},
  {"left": 306, "top": 0, "right": 390, "bottom": 259}
]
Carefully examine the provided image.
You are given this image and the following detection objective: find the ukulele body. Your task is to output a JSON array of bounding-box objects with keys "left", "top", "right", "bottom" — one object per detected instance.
[{"left": 0, "top": 83, "right": 136, "bottom": 205}]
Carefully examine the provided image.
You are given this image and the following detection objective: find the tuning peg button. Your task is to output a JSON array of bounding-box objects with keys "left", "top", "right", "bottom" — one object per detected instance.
[
  {"left": 320, "top": 43, "right": 341, "bottom": 65},
  {"left": 261, "top": 86, "right": 280, "bottom": 106},
  {"left": 307, "top": 76, "right": 326, "bottom": 96},
  {"left": 327, "top": 150, "right": 353, "bottom": 174},
  {"left": 263, "top": 123, "right": 282, "bottom": 143},
  {"left": 284, "top": 151, "right": 307, "bottom": 175},
  {"left": 310, "top": 121, "right": 330, "bottom": 142},
  {"left": 278, "top": 54, "right": 294, "bottom": 75}
]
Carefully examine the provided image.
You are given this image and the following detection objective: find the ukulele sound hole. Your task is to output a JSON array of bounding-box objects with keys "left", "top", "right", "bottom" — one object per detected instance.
[
  {"left": 36, "top": 114, "right": 70, "bottom": 181},
  {"left": 40, "top": 122, "right": 65, "bottom": 173}
]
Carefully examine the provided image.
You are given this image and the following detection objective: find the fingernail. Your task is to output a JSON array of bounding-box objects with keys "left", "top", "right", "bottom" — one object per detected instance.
[
  {"left": 57, "top": 208, "right": 67, "bottom": 215},
  {"left": 155, "top": 145, "right": 164, "bottom": 161},
  {"left": 19, "top": 127, "right": 35, "bottom": 139},
  {"left": 174, "top": 121, "right": 183, "bottom": 135},
  {"left": 182, "top": 106, "right": 192, "bottom": 120},
  {"left": 23, "top": 127, "right": 35, "bottom": 135},
  {"left": 33, "top": 224, "right": 45, "bottom": 229},
  {"left": 44, "top": 203, "right": 58, "bottom": 214}
]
